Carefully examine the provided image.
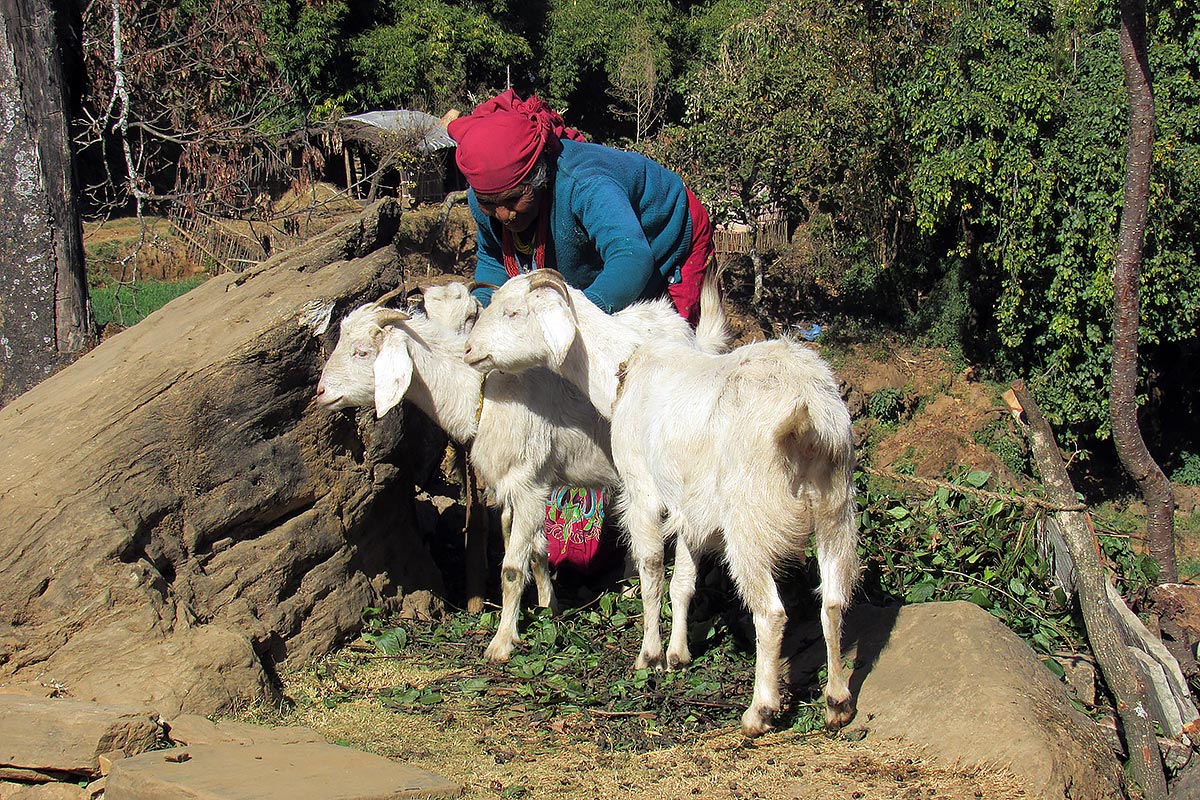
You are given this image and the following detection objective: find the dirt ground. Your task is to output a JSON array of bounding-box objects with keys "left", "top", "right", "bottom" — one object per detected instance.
[{"left": 239, "top": 655, "right": 1032, "bottom": 800}]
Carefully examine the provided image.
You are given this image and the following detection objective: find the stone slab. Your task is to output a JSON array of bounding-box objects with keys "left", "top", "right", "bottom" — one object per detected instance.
[
  {"left": 0, "top": 782, "right": 90, "bottom": 800},
  {"left": 105, "top": 742, "right": 460, "bottom": 799},
  {"left": 162, "top": 715, "right": 325, "bottom": 748},
  {"left": 0, "top": 694, "right": 161, "bottom": 777}
]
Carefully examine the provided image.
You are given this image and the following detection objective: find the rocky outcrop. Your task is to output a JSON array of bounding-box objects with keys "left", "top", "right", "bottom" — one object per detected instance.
[
  {"left": 807, "top": 601, "right": 1125, "bottom": 800},
  {"left": 0, "top": 694, "right": 162, "bottom": 783},
  {"left": 0, "top": 200, "right": 448, "bottom": 716}
]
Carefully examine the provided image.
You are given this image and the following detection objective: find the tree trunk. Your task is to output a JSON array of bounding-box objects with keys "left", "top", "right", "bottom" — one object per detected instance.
[
  {"left": 1110, "top": 0, "right": 1176, "bottom": 582},
  {"left": 0, "top": 0, "right": 92, "bottom": 406},
  {"left": 1014, "top": 381, "right": 1168, "bottom": 799}
]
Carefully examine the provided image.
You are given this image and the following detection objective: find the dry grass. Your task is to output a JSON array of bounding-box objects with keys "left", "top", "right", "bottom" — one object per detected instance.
[{"left": 228, "top": 647, "right": 1031, "bottom": 800}]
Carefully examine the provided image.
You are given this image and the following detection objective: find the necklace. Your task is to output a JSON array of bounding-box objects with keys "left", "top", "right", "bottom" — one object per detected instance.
[
  {"left": 511, "top": 227, "right": 535, "bottom": 255},
  {"left": 501, "top": 200, "right": 550, "bottom": 277}
]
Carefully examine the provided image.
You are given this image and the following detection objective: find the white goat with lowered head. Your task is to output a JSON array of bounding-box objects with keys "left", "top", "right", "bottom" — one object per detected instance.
[
  {"left": 315, "top": 283, "right": 618, "bottom": 661},
  {"left": 420, "top": 281, "right": 485, "bottom": 335},
  {"left": 464, "top": 269, "right": 860, "bottom": 738}
]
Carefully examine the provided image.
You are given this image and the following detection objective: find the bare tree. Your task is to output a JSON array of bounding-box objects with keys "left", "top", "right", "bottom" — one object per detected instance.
[
  {"left": 1110, "top": 0, "right": 1176, "bottom": 583},
  {"left": 607, "top": 21, "right": 665, "bottom": 145},
  {"left": 77, "top": 0, "right": 303, "bottom": 220},
  {"left": 0, "top": 0, "right": 92, "bottom": 405}
]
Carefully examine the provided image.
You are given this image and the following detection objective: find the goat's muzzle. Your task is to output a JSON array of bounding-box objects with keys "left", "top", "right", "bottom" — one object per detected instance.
[{"left": 463, "top": 344, "right": 493, "bottom": 373}]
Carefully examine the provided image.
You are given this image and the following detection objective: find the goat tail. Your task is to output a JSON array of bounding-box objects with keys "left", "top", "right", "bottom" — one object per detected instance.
[
  {"left": 776, "top": 390, "right": 856, "bottom": 477},
  {"left": 695, "top": 258, "right": 732, "bottom": 354}
]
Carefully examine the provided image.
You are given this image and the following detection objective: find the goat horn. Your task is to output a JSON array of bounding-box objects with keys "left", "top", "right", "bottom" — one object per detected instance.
[
  {"left": 371, "top": 286, "right": 410, "bottom": 308},
  {"left": 466, "top": 281, "right": 501, "bottom": 293},
  {"left": 528, "top": 269, "right": 570, "bottom": 299}
]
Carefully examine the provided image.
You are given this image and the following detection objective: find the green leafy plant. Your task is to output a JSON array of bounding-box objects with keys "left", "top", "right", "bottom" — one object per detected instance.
[
  {"left": 973, "top": 417, "right": 1031, "bottom": 477},
  {"left": 857, "top": 468, "right": 1083, "bottom": 654},
  {"left": 867, "top": 387, "right": 908, "bottom": 425},
  {"left": 1170, "top": 452, "right": 1200, "bottom": 486}
]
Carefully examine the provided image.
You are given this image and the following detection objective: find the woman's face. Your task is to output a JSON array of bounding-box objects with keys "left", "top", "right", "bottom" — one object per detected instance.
[{"left": 475, "top": 183, "right": 541, "bottom": 234}]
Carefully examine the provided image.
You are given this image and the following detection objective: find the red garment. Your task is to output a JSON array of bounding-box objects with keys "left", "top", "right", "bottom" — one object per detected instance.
[
  {"left": 447, "top": 89, "right": 586, "bottom": 194},
  {"left": 667, "top": 188, "right": 715, "bottom": 325},
  {"left": 544, "top": 487, "right": 620, "bottom": 574}
]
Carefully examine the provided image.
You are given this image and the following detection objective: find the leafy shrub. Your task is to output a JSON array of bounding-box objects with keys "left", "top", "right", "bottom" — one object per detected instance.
[
  {"left": 867, "top": 387, "right": 907, "bottom": 425},
  {"left": 1170, "top": 452, "right": 1200, "bottom": 486},
  {"left": 973, "top": 418, "right": 1032, "bottom": 478},
  {"left": 857, "top": 469, "right": 1083, "bottom": 654}
]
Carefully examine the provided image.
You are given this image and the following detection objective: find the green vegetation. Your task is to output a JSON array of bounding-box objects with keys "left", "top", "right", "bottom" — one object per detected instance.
[
  {"left": 298, "top": 466, "right": 1155, "bottom": 752},
  {"left": 91, "top": 277, "right": 209, "bottom": 328},
  {"left": 973, "top": 417, "right": 1033, "bottom": 478},
  {"left": 858, "top": 469, "right": 1088, "bottom": 654},
  {"left": 339, "top": 589, "right": 825, "bottom": 750},
  {"left": 1171, "top": 452, "right": 1200, "bottom": 486},
  {"left": 866, "top": 387, "right": 908, "bottom": 426}
]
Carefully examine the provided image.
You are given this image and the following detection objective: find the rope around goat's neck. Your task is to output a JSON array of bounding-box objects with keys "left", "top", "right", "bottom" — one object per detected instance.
[
  {"left": 474, "top": 373, "right": 486, "bottom": 428},
  {"left": 860, "top": 465, "right": 1087, "bottom": 513}
]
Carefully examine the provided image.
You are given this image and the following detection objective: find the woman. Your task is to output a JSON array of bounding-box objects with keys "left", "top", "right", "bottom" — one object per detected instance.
[
  {"left": 447, "top": 89, "right": 714, "bottom": 577},
  {"left": 447, "top": 89, "right": 713, "bottom": 323}
]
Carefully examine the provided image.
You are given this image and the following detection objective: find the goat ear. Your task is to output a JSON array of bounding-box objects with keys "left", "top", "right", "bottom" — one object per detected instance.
[
  {"left": 373, "top": 333, "right": 413, "bottom": 418},
  {"left": 536, "top": 301, "right": 577, "bottom": 368}
]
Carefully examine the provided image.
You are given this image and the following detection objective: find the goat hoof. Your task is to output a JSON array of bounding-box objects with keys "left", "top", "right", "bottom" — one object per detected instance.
[
  {"left": 635, "top": 652, "right": 665, "bottom": 671},
  {"left": 740, "top": 707, "right": 775, "bottom": 739},
  {"left": 824, "top": 694, "right": 856, "bottom": 731},
  {"left": 484, "top": 639, "right": 517, "bottom": 663},
  {"left": 666, "top": 651, "right": 691, "bottom": 670}
]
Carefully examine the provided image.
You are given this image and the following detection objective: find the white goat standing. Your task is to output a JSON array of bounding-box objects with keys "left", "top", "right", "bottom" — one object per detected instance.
[
  {"left": 464, "top": 269, "right": 859, "bottom": 737},
  {"left": 315, "top": 284, "right": 618, "bottom": 661}
]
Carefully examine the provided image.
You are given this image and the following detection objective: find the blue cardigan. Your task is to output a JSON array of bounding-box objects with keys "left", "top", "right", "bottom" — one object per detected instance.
[{"left": 468, "top": 139, "right": 693, "bottom": 313}]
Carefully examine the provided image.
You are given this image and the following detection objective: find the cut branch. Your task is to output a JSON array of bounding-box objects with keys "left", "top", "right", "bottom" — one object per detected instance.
[{"left": 1013, "top": 380, "right": 1167, "bottom": 799}]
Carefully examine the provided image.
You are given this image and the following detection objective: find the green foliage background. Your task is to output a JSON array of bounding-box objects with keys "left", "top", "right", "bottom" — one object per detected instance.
[{"left": 84, "top": 0, "right": 1200, "bottom": 458}]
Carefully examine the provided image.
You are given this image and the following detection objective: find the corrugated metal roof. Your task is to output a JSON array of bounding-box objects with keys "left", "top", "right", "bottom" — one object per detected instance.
[{"left": 339, "top": 110, "right": 457, "bottom": 153}]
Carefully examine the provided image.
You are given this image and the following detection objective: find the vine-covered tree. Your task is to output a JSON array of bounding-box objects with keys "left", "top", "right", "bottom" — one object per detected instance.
[{"left": 899, "top": 0, "right": 1200, "bottom": 456}]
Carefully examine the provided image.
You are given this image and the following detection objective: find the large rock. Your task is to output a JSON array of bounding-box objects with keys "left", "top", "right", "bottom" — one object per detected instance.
[
  {"left": 0, "top": 201, "right": 448, "bottom": 716},
  {"left": 0, "top": 693, "right": 161, "bottom": 780},
  {"left": 827, "top": 602, "right": 1123, "bottom": 800}
]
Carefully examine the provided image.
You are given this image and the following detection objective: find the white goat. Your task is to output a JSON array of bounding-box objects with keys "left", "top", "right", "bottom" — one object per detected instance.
[
  {"left": 315, "top": 284, "right": 618, "bottom": 661},
  {"left": 463, "top": 269, "right": 859, "bottom": 737},
  {"left": 420, "top": 281, "right": 486, "bottom": 335}
]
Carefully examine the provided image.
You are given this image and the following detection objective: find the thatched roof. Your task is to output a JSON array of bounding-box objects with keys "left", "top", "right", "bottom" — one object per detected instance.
[{"left": 337, "top": 110, "right": 456, "bottom": 157}]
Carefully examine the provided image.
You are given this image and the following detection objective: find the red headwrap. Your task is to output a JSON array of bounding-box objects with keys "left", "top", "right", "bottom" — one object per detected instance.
[{"left": 447, "top": 90, "right": 586, "bottom": 194}]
